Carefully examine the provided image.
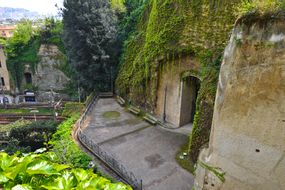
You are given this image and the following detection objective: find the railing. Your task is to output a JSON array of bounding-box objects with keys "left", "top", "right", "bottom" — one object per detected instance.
[{"left": 76, "top": 93, "right": 143, "bottom": 190}]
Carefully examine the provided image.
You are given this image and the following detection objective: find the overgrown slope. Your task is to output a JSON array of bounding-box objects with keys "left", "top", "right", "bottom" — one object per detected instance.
[{"left": 116, "top": 0, "right": 241, "bottom": 161}]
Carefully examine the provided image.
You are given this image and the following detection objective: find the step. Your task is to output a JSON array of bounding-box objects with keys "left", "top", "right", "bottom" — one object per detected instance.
[
  {"left": 99, "top": 92, "right": 114, "bottom": 98},
  {"left": 117, "top": 96, "right": 125, "bottom": 106},
  {"left": 143, "top": 113, "right": 158, "bottom": 125},
  {"left": 128, "top": 106, "right": 140, "bottom": 115}
]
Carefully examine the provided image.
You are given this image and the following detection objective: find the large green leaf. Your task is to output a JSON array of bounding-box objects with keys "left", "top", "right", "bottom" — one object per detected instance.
[
  {"left": 88, "top": 176, "right": 110, "bottom": 189},
  {"left": 42, "top": 152, "right": 58, "bottom": 162},
  {"left": 12, "top": 184, "right": 33, "bottom": 190},
  {"left": 4, "top": 154, "right": 37, "bottom": 180},
  {"left": 52, "top": 163, "right": 70, "bottom": 172},
  {"left": 26, "top": 160, "right": 60, "bottom": 176},
  {"left": 4, "top": 161, "right": 28, "bottom": 180},
  {"left": 104, "top": 183, "right": 133, "bottom": 190},
  {"left": 0, "top": 172, "right": 9, "bottom": 183},
  {"left": 72, "top": 168, "right": 92, "bottom": 182},
  {"left": 41, "top": 171, "right": 77, "bottom": 190},
  {"left": 0, "top": 152, "right": 18, "bottom": 171}
]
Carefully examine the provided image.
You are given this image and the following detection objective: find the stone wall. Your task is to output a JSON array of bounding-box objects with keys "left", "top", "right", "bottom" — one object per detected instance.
[
  {"left": 194, "top": 13, "right": 285, "bottom": 190},
  {"left": 0, "top": 47, "right": 11, "bottom": 92},
  {"left": 155, "top": 56, "right": 200, "bottom": 127},
  {"left": 33, "top": 44, "right": 70, "bottom": 91}
]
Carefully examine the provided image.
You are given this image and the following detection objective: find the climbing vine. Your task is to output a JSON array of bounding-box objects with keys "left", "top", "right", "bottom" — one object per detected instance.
[{"left": 116, "top": 0, "right": 243, "bottom": 163}]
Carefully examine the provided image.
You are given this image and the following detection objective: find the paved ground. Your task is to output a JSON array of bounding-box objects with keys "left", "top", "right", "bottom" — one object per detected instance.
[{"left": 83, "top": 98, "right": 194, "bottom": 190}]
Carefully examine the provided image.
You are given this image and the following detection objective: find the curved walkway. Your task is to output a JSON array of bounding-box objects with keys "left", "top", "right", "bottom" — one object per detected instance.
[{"left": 83, "top": 98, "right": 194, "bottom": 190}]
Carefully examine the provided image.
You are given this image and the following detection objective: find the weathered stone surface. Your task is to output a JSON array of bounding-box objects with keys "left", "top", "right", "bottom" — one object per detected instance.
[
  {"left": 0, "top": 47, "right": 11, "bottom": 92},
  {"left": 155, "top": 56, "right": 200, "bottom": 127},
  {"left": 194, "top": 15, "right": 285, "bottom": 190},
  {"left": 33, "top": 44, "right": 70, "bottom": 91}
]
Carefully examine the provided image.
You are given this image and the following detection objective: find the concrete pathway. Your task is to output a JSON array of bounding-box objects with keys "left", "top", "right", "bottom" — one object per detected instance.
[{"left": 83, "top": 98, "right": 194, "bottom": 190}]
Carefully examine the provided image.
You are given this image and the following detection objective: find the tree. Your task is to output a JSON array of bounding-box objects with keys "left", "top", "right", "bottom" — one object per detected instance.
[
  {"left": 5, "top": 20, "right": 39, "bottom": 89},
  {"left": 62, "top": 0, "right": 119, "bottom": 93}
]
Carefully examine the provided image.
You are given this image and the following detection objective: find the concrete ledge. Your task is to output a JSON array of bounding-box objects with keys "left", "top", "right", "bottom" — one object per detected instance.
[
  {"left": 117, "top": 96, "right": 125, "bottom": 106},
  {"left": 143, "top": 113, "right": 158, "bottom": 125},
  {"left": 128, "top": 106, "right": 140, "bottom": 115},
  {"left": 99, "top": 92, "right": 113, "bottom": 98}
]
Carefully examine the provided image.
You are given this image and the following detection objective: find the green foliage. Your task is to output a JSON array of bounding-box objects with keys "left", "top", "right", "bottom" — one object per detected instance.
[
  {"left": 5, "top": 20, "right": 40, "bottom": 89},
  {"left": 198, "top": 161, "right": 226, "bottom": 182},
  {"left": 0, "top": 37, "right": 7, "bottom": 46},
  {"left": 116, "top": 0, "right": 239, "bottom": 108},
  {"left": 48, "top": 115, "right": 91, "bottom": 168},
  {"left": 111, "top": 0, "right": 127, "bottom": 13},
  {"left": 23, "top": 84, "right": 38, "bottom": 91},
  {"left": 0, "top": 120, "right": 31, "bottom": 133},
  {"left": 0, "top": 120, "right": 58, "bottom": 155},
  {"left": 5, "top": 18, "right": 73, "bottom": 90},
  {"left": 0, "top": 152, "right": 132, "bottom": 190},
  {"left": 38, "top": 18, "right": 74, "bottom": 80},
  {"left": 188, "top": 54, "right": 221, "bottom": 162},
  {"left": 175, "top": 143, "right": 195, "bottom": 173},
  {"left": 41, "top": 18, "right": 64, "bottom": 49},
  {"left": 10, "top": 121, "right": 58, "bottom": 146},
  {"left": 237, "top": 0, "right": 285, "bottom": 15},
  {"left": 118, "top": 0, "right": 148, "bottom": 41},
  {"left": 6, "top": 20, "right": 35, "bottom": 54},
  {"left": 61, "top": 102, "right": 84, "bottom": 117},
  {"left": 115, "top": 0, "right": 240, "bottom": 163},
  {"left": 0, "top": 108, "right": 53, "bottom": 116},
  {"left": 62, "top": 0, "right": 119, "bottom": 93}
]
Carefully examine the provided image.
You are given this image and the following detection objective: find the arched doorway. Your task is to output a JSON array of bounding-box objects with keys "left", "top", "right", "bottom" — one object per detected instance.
[
  {"left": 179, "top": 76, "right": 200, "bottom": 126},
  {"left": 24, "top": 72, "right": 32, "bottom": 84}
]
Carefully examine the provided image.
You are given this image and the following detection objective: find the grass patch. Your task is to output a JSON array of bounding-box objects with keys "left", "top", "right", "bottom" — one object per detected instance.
[
  {"left": 102, "top": 111, "right": 121, "bottom": 119},
  {"left": 176, "top": 143, "right": 195, "bottom": 174},
  {"left": 125, "top": 118, "right": 141, "bottom": 125},
  {"left": 0, "top": 107, "right": 54, "bottom": 115}
]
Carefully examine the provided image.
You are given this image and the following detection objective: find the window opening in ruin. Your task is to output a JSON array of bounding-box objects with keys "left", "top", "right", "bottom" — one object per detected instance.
[
  {"left": 1, "top": 77, "right": 5, "bottom": 86},
  {"left": 24, "top": 73, "right": 32, "bottom": 84}
]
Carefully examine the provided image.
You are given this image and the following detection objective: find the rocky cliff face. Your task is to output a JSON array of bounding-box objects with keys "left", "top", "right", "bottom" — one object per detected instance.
[
  {"left": 194, "top": 12, "right": 285, "bottom": 190},
  {"left": 116, "top": 0, "right": 241, "bottom": 159},
  {"left": 33, "top": 44, "right": 70, "bottom": 91},
  {"left": 31, "top": 44, "right": 70, "bottom": 102}
]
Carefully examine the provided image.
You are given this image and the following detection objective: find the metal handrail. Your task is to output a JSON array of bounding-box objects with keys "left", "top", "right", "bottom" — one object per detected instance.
[{"left": 76, "top": 93, "right": 142, "bottom": 190}]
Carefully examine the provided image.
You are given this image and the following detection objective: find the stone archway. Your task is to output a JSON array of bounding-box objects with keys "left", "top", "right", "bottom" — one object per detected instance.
[
  {"left": 24, "top": 72, "right": 32, "bottom": 84},
  {"left": 179, "top": 76, "right": 200, "bottom": 126}
]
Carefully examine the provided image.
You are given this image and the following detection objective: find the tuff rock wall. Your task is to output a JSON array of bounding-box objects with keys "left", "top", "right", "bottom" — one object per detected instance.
[{"left": 194, "top": 12, "right": 285, "bottom": 190}]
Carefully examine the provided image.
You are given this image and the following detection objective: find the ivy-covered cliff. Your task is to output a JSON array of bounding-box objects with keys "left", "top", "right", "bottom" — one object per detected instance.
[{"left": 116, "top": 0, "right": 241, "bottom": 161}]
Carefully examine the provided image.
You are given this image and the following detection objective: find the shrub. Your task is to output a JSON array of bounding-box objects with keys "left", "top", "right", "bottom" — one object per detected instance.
[
  {"left": 48, "top": 115, "right": 92, "bottom": 168},
  {"left": 0, "top": 152, "right": 132, "bottom": 190},
  {"left": 61, "top": 102, "right": 84, "bottom": 117},
  {"left": 1, "top": 120, "right": 58, "bottom": 154},
  {"left": 9, "top": 121, "right": 58, "bottom": 151}
]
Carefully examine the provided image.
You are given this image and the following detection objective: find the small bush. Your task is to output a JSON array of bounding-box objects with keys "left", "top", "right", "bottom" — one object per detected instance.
[
  {"left": 0, "top": 121, "right": 58, "bottom": 155},
  {"left": 48, "top": 115, "right": 92, "bottom": 168},
  {"left": 62, "top": 102, "right": 84, "bottom": 117},
  {"left": 10, "top": 121, "right": 58, "bottom": 151}
]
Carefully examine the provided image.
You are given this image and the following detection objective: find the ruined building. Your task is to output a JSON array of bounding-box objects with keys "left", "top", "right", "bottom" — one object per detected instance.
[
  {"left": 0, "top": 45, "right": 12, "bottom": 103},
  {"left": 194, "top": 12, "right": 285, "bottom": 190}
]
